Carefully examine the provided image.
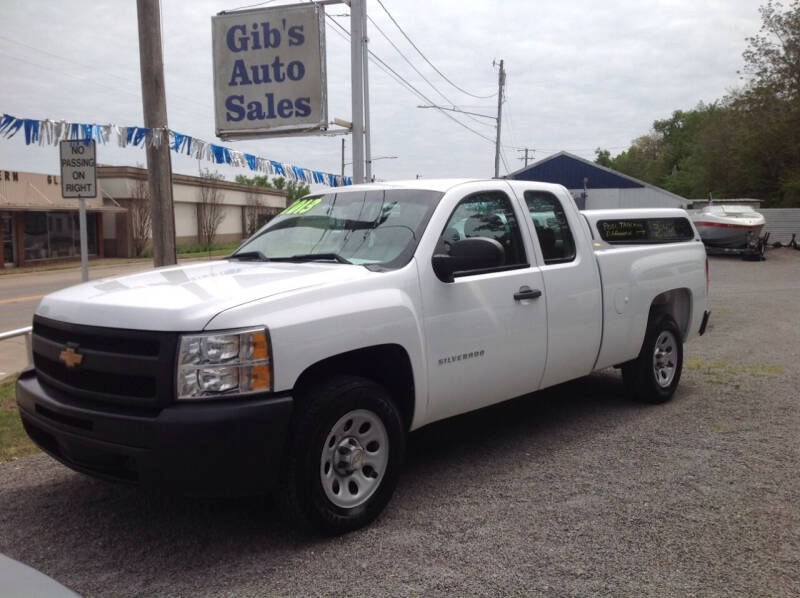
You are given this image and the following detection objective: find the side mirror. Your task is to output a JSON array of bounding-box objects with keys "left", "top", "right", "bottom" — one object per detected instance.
[{"left": 432, "top": 237, "right": 505, "bottom": 282}]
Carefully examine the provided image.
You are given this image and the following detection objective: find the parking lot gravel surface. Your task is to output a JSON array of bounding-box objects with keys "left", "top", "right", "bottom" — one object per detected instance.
[{"left": 1, "top": 249, "right": 798, "bottom": 597}]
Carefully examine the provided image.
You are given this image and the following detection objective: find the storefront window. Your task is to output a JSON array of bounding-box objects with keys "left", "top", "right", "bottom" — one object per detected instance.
[
  {"left": 24, "top": 211, "right": 97, "bottom": 261},
  {"left": 2, "top": 213, "right": 14, "bottom": 265}
]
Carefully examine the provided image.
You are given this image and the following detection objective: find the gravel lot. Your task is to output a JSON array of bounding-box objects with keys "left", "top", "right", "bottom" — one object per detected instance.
[{"left": 1, "top": 249, "right": 798, "bottom": 597}]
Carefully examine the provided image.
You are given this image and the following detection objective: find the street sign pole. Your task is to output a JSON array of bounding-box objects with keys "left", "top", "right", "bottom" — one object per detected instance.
[{"left": 78, "top": 198, "right": 89, "bottom": 282}]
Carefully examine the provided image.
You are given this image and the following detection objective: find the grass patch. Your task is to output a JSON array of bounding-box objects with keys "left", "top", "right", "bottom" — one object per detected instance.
[
  {"left": 0, "top": 377, "right": 38, "bottom": 464},
  {"left": 142, "top": 241, "right": 240, "bottom": 259},
  {"left": 685, "top": 357, "right": 784, "bottom": 378},
  {"left": 178, "top": 248, "right": 238, "bottom": 259}
]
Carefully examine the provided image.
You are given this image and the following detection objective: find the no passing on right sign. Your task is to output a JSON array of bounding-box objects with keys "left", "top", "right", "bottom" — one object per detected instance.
[{"left": 59, "top": 140, "right": 97, "bottom": 198}]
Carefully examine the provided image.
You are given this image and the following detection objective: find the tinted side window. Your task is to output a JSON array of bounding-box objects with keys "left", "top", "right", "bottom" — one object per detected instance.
[
  {"left": 438, "top": 191, "right": 527, "bottom": 267},
  {"left": 597, "top": 218, "right": 694, "bottom": 244},
  {"left": 523, "top": 191, "right": 576, "bottom": 264}
]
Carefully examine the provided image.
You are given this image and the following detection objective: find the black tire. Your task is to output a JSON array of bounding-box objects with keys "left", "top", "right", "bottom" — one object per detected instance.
[
  {"left": 283, "top": 375, "right": 405, "bottom": 535},
  {"left": 622, "top": 315, "right": 683, "bottom": 404}
]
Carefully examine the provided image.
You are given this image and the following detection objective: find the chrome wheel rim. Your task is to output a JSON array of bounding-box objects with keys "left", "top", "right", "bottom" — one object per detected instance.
[
  {"left": 652, "top": 330, "right": 677, "bottom": 388},
  {"left": 321, "top": 409, "right": 389, "bottom": 509}
]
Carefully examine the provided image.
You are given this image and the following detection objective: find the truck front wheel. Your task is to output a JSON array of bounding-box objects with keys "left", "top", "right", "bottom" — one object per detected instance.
[
  {"left": 284, "top": 376, "right": 405, "bottom": 534},
  {"left": 622, "top": 315, "right": 683, "bottom": 404}
]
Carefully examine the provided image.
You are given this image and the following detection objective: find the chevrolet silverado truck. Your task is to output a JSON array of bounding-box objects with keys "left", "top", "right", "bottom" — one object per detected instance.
[{"left": 16, "top": 179, "right": 710, "bottom": 534}]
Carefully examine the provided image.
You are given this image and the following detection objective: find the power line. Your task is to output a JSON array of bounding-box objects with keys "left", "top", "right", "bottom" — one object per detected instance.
[
  {"left": 325, "top": 15, "right": 498, "bottom": 147},
  {"left": 0, "top": 35, "right": 215, "bottom": 117},
  {"left": 327, "top": 11, "right": 624, "bottom": 160},
  {"left": 0, "top": 50, "right": 217, "bottom": 128},
  {"left": 499, "top": 147, "right": 511, "bottom": 174},
  {"left": 366, "top": 15, "right": 494, "bottom": 130},
  {"left": 374, "top": 0, "right": 496, "bottom": 100},
  {"left": 326, "top": 19, "right": 429, "bottom": 115},
  {"left": 224, "top": 0, "right": 281, "bottom": 12}
]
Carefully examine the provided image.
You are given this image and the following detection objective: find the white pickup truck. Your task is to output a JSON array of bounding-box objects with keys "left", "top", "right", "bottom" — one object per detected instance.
[{"left": 17, "top": 179, "right": 710, "bottom": 533}]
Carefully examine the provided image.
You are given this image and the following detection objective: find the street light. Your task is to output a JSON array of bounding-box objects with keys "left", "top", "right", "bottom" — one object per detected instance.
[
  {"left": 345, "top": 155, "right": 398, "bottom": 166},
  {"left": 344, "top": 156, "right": 399, "bottom": 183}
]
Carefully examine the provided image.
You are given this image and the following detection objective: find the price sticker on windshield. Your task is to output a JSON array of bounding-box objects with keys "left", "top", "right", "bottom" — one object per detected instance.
[{"left": 281, "top": 198, "right": 322, "bottom": 215}]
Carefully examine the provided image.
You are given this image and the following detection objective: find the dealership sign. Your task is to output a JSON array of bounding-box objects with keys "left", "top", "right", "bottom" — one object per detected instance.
[{"left": 212, "top": 3, "right": 327, "bottom": 140}]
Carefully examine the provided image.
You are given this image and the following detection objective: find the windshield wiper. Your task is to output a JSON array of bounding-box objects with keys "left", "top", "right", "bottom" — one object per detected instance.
[
  {"left": 273, "top": 253, "right": 353, "bottom": 264},
  {"left": 227, "top": 250, "right": 270, "bottom": 261}
]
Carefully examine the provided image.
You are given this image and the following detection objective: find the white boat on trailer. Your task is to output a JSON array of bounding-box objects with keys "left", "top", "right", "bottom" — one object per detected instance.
[{"left": 689, "top": 203, "right": 766, "bottom": 253}]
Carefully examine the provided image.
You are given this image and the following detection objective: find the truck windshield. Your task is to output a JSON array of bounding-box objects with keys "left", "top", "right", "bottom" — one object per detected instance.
[{"left": 233, "top": 189, "right": 443, "bottom": 269}]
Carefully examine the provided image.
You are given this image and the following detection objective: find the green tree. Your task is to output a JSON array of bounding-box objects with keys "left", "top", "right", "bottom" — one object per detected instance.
[
  {"left": 235, "top": 174, "right": 310, "bottom": 202},
  {"left": 594, "top": 148, "right": 613, "bottom": 167},
  {"left": 596, "top": 1, "right": 800, "bottom": 207}
]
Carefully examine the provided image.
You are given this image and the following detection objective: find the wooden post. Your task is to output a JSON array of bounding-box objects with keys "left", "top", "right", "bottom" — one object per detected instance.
[
  {"left": 494, "top": 59, "right": 505, "bottom": 179},
  {"left": 137, "top": 0, "right": 176, "bottom": 266}
]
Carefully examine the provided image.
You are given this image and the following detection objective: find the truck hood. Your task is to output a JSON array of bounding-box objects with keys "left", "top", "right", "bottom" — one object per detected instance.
[{"left": 35, "top": 260, "right": 374, "bottom": 331}]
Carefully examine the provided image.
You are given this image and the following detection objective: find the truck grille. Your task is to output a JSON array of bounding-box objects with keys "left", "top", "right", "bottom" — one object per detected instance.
[{"left": 32, "top": 315, "right": 178, "bottom": 408}]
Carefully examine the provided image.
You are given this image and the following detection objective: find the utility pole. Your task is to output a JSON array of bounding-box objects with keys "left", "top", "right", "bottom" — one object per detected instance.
[
  {"left": 517, "top": 148, "right": 533, "bottom": 167},
  {"left": 361, "top": 3, "right": 372, "bottom": 183},
  {"left": 137, "top": 0, "right": 176, "bottom": 266},
  {"left": 341, "top": 138, "right": 346, "bottom": 177},
  {"left": 350, "top": 0, "right": 365, "bottom": 184},
  {"left": 493, "top": 59, "right": 505, "bottom": 179}
]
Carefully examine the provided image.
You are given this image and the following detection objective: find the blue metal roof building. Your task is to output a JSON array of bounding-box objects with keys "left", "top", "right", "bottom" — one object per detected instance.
[{"left": 506, "top": 151, "right": 686, "bottom": 210}]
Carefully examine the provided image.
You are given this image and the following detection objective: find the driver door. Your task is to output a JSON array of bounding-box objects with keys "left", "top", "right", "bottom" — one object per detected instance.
[{"left": 419, "top": 186, "right": 548, "bottom": 423}]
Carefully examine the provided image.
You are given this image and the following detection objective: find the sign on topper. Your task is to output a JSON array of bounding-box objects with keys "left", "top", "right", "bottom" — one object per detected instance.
[
  {"left": 212, "top": 2, "right": 328, "bottom": 140},
  {"left": 59, "top": 140, "right": 97, "bottom": 198}
]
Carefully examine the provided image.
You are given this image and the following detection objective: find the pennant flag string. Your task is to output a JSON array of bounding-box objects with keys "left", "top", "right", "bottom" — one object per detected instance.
[{"left": 0, "top": 112, "right": 352, "bottom": 187}]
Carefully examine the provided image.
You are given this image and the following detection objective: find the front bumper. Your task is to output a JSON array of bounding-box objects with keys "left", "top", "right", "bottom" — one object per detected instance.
[{"left": 15, "top": 368, "right": 293, "bottom": 496}]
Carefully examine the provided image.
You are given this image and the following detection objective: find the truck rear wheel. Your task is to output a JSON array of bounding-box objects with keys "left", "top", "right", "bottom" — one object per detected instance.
[
  {"left": 622, "top": 315, "right": 683, "bottom": 404},
  {"left": 283, "top": 376, "right": 405, "bottom": 535}
]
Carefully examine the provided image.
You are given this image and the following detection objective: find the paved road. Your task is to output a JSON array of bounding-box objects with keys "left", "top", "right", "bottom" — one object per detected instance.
[
  {"left": 0, "top": 260, "right": 210, "bottom": 379},
  {"left": 1, "top": 249, "right": 798, "bottom": 597}
]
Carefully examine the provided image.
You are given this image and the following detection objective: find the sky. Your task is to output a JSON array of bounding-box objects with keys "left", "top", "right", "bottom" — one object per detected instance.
[{"left": 0, "top": 0, "right": 762, "bottom": 185}]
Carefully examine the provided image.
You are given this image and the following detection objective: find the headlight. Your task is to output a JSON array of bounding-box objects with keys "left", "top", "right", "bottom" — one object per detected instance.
[{"left": 177, "top": 327, "right": 271, "bottom": 400}]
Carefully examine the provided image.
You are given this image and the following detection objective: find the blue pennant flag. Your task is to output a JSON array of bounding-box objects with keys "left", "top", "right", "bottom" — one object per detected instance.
[
  {"left": 23, "top": 119, "right": 39, "bottom": 145},
  {"left": 0, "top": 114, "right": 15, "bottom": 136},
  {"left": 132, "top": 127, "right": 149, "bottom": 146},
  {"left": 172, "top": 131, "right": 192, "bottom": 154},
  {"left": 0, "top": 111, "right": 351, "bottom": 188},
  {"left": 5, "top": 118, "right": 23, "bottom": 139},
  {"left": 210, "top": 144, "right": 232, "bottom": 164}
]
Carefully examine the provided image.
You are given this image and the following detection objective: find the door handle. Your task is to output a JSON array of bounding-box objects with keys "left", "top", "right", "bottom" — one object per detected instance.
[{"left": 514, "top": 286, "right": 542, "bottom": 301}]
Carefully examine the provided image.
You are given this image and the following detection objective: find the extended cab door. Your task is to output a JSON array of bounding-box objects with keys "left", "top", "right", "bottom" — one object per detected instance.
[
  {"left": 508, "top": 183, "right": 603, "bottom": 388},
  {"left": 418, "top": 182, "right": 548, "bottom": 423}
]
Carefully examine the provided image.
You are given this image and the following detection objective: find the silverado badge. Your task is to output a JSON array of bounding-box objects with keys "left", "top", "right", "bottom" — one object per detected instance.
[{"left": 59, "top": 346, "right": 83, "bottom": 368}]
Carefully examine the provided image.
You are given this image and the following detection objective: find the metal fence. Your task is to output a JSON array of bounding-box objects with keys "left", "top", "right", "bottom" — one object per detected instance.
[
  {"left": 761, "top": 209, "right": 800, "bottom": 244},
  {"left": 0, "top": 326, "right": 33, "bottom": 368}
]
